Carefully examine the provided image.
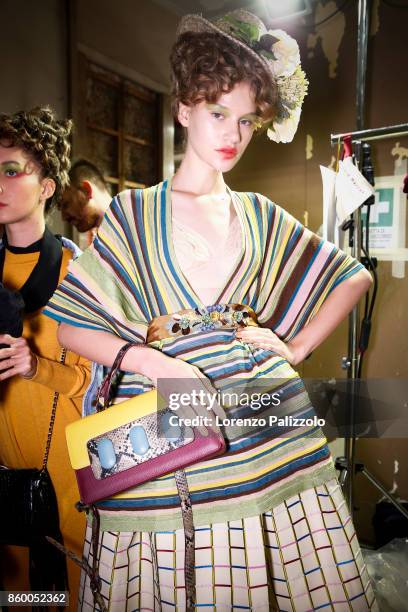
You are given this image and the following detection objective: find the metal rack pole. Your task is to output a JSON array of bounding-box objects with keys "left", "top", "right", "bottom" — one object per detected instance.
[
  {"left": 356, "top": 0, "right": 370, "bottom": 132},
  {"left": 340, "top": 0, "right": 371, "bottom": 515},
  {"left": 331, "top": 123, "right": 408, "bottom": 144}
]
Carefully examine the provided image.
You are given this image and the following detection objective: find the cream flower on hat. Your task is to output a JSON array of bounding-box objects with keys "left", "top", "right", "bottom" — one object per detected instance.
[
  {"left": 268, "top": 65, "right": 308, "bottom": 143},
  {"left": 267, "top": 106, "right": 302, "bottom": 144},
  {"left": 267, "top": 29, "right": 300, "bottom": 78}
]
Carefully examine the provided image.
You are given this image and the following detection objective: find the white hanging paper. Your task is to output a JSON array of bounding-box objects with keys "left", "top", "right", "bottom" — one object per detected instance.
[{"left": 335, "top": 157, "right": 375, "bottom": 225}]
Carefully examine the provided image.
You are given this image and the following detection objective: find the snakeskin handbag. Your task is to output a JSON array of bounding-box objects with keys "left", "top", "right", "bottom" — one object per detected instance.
[{"left": 65, "top": 342, "right": 226, "bottom": 504}]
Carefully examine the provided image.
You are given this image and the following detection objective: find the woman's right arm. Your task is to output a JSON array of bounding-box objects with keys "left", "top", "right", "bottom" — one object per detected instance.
[
  {"left": 57, "top": 323, "right": 200, "bottom": 386},
  {"left": 58, "top": 323, "right": 156, "bottom": 375},
  {"left": 58, "top": 324, "right": 226, "bottom": 421}
]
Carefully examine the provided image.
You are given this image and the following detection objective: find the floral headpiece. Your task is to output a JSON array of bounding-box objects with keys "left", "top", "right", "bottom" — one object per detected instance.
[{"left": 177, "top": 10, "right": 308, "bottom": 143}]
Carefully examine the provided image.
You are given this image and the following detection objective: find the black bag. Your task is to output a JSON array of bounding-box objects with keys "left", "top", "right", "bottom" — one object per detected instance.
[
  {"left": 0, "top": 467, "right": 68, "bottom": 593},
  {"left": 0, "top": 349, "right": 68, "bottom": 593},
  {"left": 0, "top": 467, "right": 61, "bottom": 546}
]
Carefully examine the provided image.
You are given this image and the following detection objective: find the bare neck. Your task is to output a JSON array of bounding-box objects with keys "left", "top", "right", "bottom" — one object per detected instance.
[
  {"left": 172, "top": 152, "right": 227, "bottom": 198},
  {"left": 5, "top": 215, "right": 45, "bottom": 248}
]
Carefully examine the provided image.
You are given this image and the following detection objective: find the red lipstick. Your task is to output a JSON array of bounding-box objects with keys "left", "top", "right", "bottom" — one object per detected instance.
[
  {"left": 216, "top": 147, "right": 237, "bottom": 160},
  {"left": 0, "top": 202, "right": 7, "bottom": 207}
]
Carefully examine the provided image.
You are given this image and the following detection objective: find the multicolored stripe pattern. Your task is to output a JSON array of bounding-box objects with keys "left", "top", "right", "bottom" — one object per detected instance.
[
  {"left": 78, "top": 479, "right": 378, "bottom": 611},
  {"left": 45, "top": 180, "right": 364, "bottom": 531}
]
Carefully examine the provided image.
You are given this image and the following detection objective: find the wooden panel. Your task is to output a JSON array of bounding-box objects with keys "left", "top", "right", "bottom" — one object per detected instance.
[
  {"left": 123, "top": 140, "right": 156, "bottom": 186},
  {"left": 123, "top": 93, "right": 157, "bottom": 143},
  {"left": 76, "top": 53, "right": 161, "bottom": 190},
  {"left": 87, "top": 130, "right": 118, "bottom": 178},
  {"left": 86, "top": 76, "right": 119, "bottom": 130}
]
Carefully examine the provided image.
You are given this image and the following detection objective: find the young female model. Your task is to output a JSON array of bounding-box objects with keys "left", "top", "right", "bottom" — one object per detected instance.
[
  {"left": 0, "top": 107, "right": 90, "bottom": 606},
  {"left": 46, "top": 11, "right": 377, "bottom": 612}
]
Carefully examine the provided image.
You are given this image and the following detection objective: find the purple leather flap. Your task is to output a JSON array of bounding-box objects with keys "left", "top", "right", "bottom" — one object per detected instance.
[{"left": 76, "top": 430, "right": 225, "bottom": 504}]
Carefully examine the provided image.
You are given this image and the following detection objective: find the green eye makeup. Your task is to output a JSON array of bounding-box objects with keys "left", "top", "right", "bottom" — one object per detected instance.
[
  {"left": 240, "top": 114, "right": 262, "bottom": 128},
  {"left": 206, "top": 104, "right": 227, "bottom": 116},
  {"left": 206, "top": 104, "right": 261, "bottom": 128},
  {"left": 0, "top": 160, "right": 37, "bottom": 178},
  {"left": 0, "top": 161, "right": 24, "bottom": 177}
]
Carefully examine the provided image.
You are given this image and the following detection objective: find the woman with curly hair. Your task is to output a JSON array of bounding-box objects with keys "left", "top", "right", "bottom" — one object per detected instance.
[
  {"left": 46, "top": 11, "right": 377, "bottom": 612},
  {"left": 0, "top": 107, "right": 90, "bottom": 605}
]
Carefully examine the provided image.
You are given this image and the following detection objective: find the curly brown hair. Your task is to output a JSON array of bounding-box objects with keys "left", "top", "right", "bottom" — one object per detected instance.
[
  {"left": 170, "top": 32, "right": 277, "bottom": 124},
  {"left": 0, "top": 106, "right": 72, "bottom": 213}
]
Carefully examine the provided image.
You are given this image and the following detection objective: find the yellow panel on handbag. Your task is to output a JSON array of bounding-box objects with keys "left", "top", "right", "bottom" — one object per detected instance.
[{"left": 66, "top": 389, "right": 161, "bottom": 469}]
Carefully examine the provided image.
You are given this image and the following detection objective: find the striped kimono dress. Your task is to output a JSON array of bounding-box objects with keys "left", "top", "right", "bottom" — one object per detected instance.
[{"left": 45, "top": 180, "right": 377, "bottom": 611}]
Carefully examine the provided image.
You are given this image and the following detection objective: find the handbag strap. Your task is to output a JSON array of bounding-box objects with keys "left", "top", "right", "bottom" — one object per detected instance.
[
  {"left": 46, "top": 503, "right": 107, "bottom": 612},
  {"left": 174, "top": 469, "right": 195, "bottom": 611},
  {"left": 95, "top": 342, "right": 135, "bottom": 411},
  {"left": 42, "top": 347, "right": 67, "bottom": 470}
]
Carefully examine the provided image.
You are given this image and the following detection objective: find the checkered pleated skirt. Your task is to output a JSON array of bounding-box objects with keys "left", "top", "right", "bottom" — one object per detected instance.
[{"left": 78, "top": 479, "right": 378, "bottom": 611}]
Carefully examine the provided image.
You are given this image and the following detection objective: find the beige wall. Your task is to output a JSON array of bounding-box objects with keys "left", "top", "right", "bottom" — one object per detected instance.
[
  {"left": 0, "top": 0, "right": 68, "bottom": 116},
  {"left": 76, "top": 0, "right": 179, "bottom": 91},
  {"left": 0, "top": 0, "right": 69, "bottom": 235}
]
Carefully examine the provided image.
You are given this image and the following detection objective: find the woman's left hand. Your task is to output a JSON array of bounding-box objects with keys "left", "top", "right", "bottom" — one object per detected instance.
[
  {"left": 0, "top": 334, "right": 38, "bottom": 381},
  {"left": 236, "top": 327, "right": 298, "bottom": 365}
]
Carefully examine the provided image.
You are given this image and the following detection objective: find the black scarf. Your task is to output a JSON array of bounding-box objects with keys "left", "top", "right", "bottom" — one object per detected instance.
[{"left": 0, "top": 227, "right": 63, "bottom": 313}]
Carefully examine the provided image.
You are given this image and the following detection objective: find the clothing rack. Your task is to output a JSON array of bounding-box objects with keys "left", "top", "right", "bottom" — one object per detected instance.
[
  {"left": 326, "top": 0, "right": 408, "bottom": 522},
  {"left": 331, "top": 122, "right": 408, "bottom": 144},
  {"left": 329, "top": 121, "right": 408, "bottom": 522}
]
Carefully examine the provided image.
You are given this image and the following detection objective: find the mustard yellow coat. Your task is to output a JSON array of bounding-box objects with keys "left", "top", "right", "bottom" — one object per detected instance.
[{"left": 0, "top": 246, "right": 90, "bottom": 610}]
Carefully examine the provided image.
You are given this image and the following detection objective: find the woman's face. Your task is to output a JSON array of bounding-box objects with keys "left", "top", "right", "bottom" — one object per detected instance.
[
  {"left": 0, "top": 144, "right": 51, "bottom": 227},
  {"left": 179, "top": 81, "right": 260, "bottom": 173}
]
